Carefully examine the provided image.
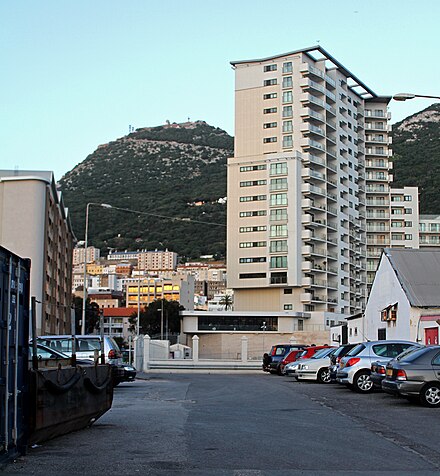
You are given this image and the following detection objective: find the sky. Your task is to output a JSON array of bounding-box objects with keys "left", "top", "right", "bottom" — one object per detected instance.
[{"left": 2, "top": 0, "right": 440, "bottom": 180}]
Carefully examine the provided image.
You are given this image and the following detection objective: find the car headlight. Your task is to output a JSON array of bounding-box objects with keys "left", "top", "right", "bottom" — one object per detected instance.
[{"left": 302, "top": 365, "right": 308, "bottom": 370}]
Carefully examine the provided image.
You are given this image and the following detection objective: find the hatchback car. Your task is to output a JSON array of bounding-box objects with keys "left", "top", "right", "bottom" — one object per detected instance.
[
  {"left": 336, "top": 340, "right": 420, "bottom": 393},
  {"left": 285, "top": 347, "right": 335, "bottom": 379},
  {"left": 267, "top": 344, "right": 305, "bottom": 375},
  {"left": 328, "top": 343, "right": 357, "bottom": 382},
  {"left": 382, "top": 345, "right": 440, "bottom": 407},
  {"left": 295, "top": 347, "right": 337, "bottom": 383},
  {"left": 37, "top": 335, "right": 136, "bottom": 385}
]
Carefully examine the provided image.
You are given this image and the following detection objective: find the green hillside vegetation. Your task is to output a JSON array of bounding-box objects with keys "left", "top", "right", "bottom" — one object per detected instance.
[
  {"left": 59, "top": 121, "right": 232, "bottom": 259},
  {"left": 391, "top": 103, "right": 440, "bottom": 214}
]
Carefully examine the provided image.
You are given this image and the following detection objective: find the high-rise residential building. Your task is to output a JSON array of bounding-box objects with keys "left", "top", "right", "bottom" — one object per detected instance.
[
  {"left": 72, "top": 246, "right": 100, "bottom": 265},
  {"left": 137, "top": 250, "right": 177, "bottom": 271},
  {"left": 0, "top": 170, "right": 74, "bottom": 335},
  {"left": 228, "top": 46, "right": 396, "bottom": 321}
]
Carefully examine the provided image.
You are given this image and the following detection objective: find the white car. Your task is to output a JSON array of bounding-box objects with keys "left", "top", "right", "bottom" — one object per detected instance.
[{"left": 295, "top": 347, "right": 336, "bottom": 383}]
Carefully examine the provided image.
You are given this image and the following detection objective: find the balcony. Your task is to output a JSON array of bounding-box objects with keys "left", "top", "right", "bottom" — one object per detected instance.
[
  {"left": 325, "top": 90, "right": 336, "bottom": 102},
  {"left": 303, "top": 153, "right": 326, "bottom": 168},
  {"left": 325, "top": 74, "right": 336, "bottom": 88},
  {"left": 300, "top": 63, "right": 325, "bottom": 80},
  {"left": 300, "top": 78, "right": 325, "bottom": 94},
  {"left": 302, "top": 183, "right": 326, "bottom": 197},
  {"left": 325, "top": 103, "right": 336, "bottom": 116},
  {"left": 301, "top": 123, "right": 326, "bottom": 137},
  {"left": 301, "top": 138, "right": 326, "bottom": 152},
  {"left": 300, "top": 93, "right": 325, "bottom": 109},
  {"left": 302, "top": 168, "right": 326, "bottom": 182}
]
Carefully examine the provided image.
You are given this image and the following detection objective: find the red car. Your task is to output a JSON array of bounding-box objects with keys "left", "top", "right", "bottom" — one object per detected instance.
[{"left": 280, "top": 345, "right": 333, "bottom": 375}]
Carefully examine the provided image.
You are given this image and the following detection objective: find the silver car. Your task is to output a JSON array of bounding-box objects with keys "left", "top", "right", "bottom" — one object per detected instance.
[
  {"left": 336, "top": 340, "right": 420, "bottom": 393},
  {"left": 296, "top": 347, "right": 337, "bottom": 383}
]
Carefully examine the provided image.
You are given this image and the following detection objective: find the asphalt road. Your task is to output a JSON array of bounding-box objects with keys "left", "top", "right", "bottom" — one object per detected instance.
[{"left": 5, "top": 372, "right": 440, "bottom": 475}]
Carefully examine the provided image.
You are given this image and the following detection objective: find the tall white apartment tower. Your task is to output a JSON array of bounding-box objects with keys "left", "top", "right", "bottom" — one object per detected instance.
[{"left": 227, "top": 46, "right": 392, "bottom": 319}]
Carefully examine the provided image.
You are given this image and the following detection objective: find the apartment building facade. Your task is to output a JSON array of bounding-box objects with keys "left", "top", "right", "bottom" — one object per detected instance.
[
  {"left": 419, "top": 215, "right": 440, "bottom": 247},
  {"left": 137, "top": 250, "right": 177, "bottom": 271},
  {"left": 0, "top": 170, "right": 74, "bottom": 334},
  {"left": 72, "top": 245, "right": 100, "bottom": 265},
  {"left": 227, "top": 46, "right": 397, "bottom": 323}
]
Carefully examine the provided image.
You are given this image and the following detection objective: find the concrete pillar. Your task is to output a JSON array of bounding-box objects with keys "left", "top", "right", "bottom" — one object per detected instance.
[
  {"left": 143, "top": 334, "right": 151, "bottom": 371},
  {"left": 133, "top": 336, "right": 141, "bottom": 371},
  {"left": 192, "top": 335, "right": 199, "bottom": 362},
  {"left": 241, "top": 336, "right": 248, "bottom": 362}
]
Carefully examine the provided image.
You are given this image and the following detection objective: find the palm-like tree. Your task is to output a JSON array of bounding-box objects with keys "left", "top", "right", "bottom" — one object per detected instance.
[{"left": 220, "top": 294, "right": 233, "bottom": 311}]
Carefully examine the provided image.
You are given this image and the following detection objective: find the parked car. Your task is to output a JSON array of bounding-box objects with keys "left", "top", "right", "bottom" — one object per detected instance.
[
  {"left": 295, "top": 347, "right": 337, "bottom": 383},
  {"left": 37, "top": 335, "right": 136, "bottom": 385},
  {"left": 278, "top": 349, "right": 304, "bottom": 375},
  {"left": 370, "top": 360, "right": 388, "bottom": 387},
  {"left": 336, "top": 340, "right": 420, "bottom": 393},
  {"left": 29, "top": 343, "right": 96, "bottom": 367},
  {"left": 382, "top": 345, "right": 440, "bottom": 407},
  {"left": 329, "top": 343, "right": 358, "bottom": 382},
  {"left": 285, "top": 347, "right": 335, "bottom": 379},
  {"left": 267, "top": 344, "right": 305, "bottom": 375}
]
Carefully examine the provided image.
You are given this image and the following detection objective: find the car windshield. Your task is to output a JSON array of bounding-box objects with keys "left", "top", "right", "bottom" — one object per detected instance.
[
  {"left": 272, "top": 346, "right": 288, "bottom": 356},
  {"left": 312, "top": 348, "right": 332, "bottom": 359},
  {"left": 346, "top": 344, "right": 365, "bottom": 356}
]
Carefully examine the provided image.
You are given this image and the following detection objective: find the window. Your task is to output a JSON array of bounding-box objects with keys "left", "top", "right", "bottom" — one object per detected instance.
[
  {"left": 282, "top": 91, "right": 293, "bottom": 104},
  {"left": 240, "top": 164, "right": 266, "bottom": 172},
  {"left": 199, "top": 315, "right": 277, "bottom": 332},
  {"left": 270, "top": 272, "right": 287, "bottom": 284},
  {"left": 240, "top": 180, "right": 267, "bottom": 187},
  {"left": 239, "top": 226, "right": 267, "bottom": 233},
  {"left": 239, "top": 241, "right": 267, "bottom": 248},
  {"left": 431, "top": 223, "right": 440, "bottom": 232},
  {"left": 270, "top": 224, "right": 287, "bottom": 237},
  {"left": 282, "top": 76, "right": 293, "bottom": 88},
  {"left": 282, "top": 62, "right": 292, "bottom": 73},
  {"left": 391, "top": 222, "right": 403, "bottom": 228},
  {"left": 263, "top": 92, "right": 277, "bottom": 100},
  {"left": 284, "top": 288, "right": 293, "bottom": 294},
  {"left": 405, "top": 234, "right": 413, "bottom": 240},
  {"left": 297, "top": 319, "right": 304, "bottom": 331},
  {"left": 240, "top": 273, "right": 266, "bottom": 279},
  {"left": 240, "top": 195, "right": 266, "bottom": 202},
  {"left": 270, "top": 193, "right": 287, "bottom": 206},
  {"left": 264, "top": 79, "right": 277, "bottom": 86},
  {"left": 270, "top": 256, "right": 287, "bottom": 268},
  {"left": 391, "top": 233, "right": 403, "bottom": 240},
  {"left": 263, "top": 137, "right": 277, "bottom": 143},
  {"left": 270, "top": 208, "right": 288, "bottom": 221},
  {"left": 270, "top": 178, "right": 288, "bottom": 191},
  {"left": 391, "top": 208, "right": 403, "bottom": 215},
  {"left": 282, "top": 106, "right": 293, "bottom": 117},
  {"left": 264, "top": 64, "right": 277, "bottom": 72},
  {"left": 404, "top": 221, "right": 412, "bottom": 227},
  {"left": 264, "top": 107, "right": 277, "bottom": 114},
  {"left": 270, "top": 162, "right": 288, "bottom": 175},
  {"left": 263, "top": 122, "right": 277, "bottom": 129},
  {"left": 282, "top": 135, "right": 293, "bottom": 148},
  {"left": 282, "top": 120, "right": 293, "bottom": 133},
  {"left": 404, "top": 208, "right": 412, "bottom": 214},
  {"left": 404, "top": 195, "right": 412, "bottom": 201},
  {"left": 239, "top": 257, "right": 266, "bottom": 263},
  {"left": 284, "top": 304, "right": 293, "bottom": 310},
  {"left": 239, "top": 210, "right": 266, "bottom": 217},
  {"left": 270, "top": 240, "right": 288, "bottom": 253}
]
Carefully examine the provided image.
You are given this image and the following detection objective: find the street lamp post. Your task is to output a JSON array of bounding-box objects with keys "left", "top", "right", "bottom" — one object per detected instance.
[
  {"left": 393, "top": 93, "right": 440, "bottom": 101},
  {"left": 81, "top": 203, "right": 112, "bottom": 335}
]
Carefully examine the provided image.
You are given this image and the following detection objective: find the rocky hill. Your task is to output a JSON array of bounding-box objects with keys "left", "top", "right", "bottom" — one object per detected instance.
[
  {"left": 59, "top": 121, "right": 233, "bottom": 259},
  {"left": 391, "top": 103, "right": 440, "bottom": 213}
]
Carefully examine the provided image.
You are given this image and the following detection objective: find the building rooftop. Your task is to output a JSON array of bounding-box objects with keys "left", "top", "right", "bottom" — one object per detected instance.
[{"left": 384, "top": 248, "right": 440, "bottom": 307}]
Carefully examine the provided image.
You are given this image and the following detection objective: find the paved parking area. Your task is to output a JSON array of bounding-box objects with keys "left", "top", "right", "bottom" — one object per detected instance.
[{"left": 6, "top": 372, "right": 440, "bottom": 475}]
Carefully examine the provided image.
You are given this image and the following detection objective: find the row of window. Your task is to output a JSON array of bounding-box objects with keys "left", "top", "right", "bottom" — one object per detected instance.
[
  {"left": 238, "top": 256, "right": 287, "bottom": 268},
  {"left": 263, "top": 62, "right": 293, "bottom": 74},
  {"left": 263, "top": 76, "right": 294, "bottom": 88},
  {"left": 239, "top": 240, "right": 288, "bottom": 252},
  {"left": 263, "top": 105, "right": 293, "bottom": 117},
  {"left": 239, "top": 163, "right": 287, "bottom": 175},
  {"left": 420, "top": 223, "right": 440, "bottom": 232},
  {"left": 238, "top": 271, "right": 288, "bottom": 284},
  {"left": 240, "top": 208, "right": 287, "bottom": 220}
]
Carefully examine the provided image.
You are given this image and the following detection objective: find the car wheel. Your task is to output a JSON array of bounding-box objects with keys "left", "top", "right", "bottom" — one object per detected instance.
[
  {"left": 353, "top": 371, "right": 374, "bottom": 393},
  {"left": 420, "top": 383, "right": 440, "bottom": 407},
  {"left": 317, "top": 368, "right": 331, "bottom": 384}
]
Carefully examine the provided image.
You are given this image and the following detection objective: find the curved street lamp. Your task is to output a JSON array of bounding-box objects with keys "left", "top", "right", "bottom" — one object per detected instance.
[{"left": 393, "top": 93, "right": 440, "bottom": 101}]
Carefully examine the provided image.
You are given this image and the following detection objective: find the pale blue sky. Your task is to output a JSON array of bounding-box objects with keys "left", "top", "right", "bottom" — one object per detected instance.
[{"left": 1, "top": 0, "right": 439, "bottom": 180}]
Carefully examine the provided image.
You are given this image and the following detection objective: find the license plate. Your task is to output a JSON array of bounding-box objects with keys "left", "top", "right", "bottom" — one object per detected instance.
[{"left": 386, "top": 368, "right": 393, "bottom": 377}]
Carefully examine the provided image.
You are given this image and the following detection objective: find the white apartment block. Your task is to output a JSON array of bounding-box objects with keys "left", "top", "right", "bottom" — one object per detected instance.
[
  {"left": 72, "top": 246, "right": 100, "bottom": 265},
  {"left": 137, "top": 250, "right": 177, "bottom": 271},
  {"left": 419, "top": 215, "right": 440, "bottom": 247},
  {"left": 367, "top": 186, "right": 420, "bottom": 285},
  {"left": 228, "top": 46, "right": 398, "bottom": 323},
  {"left": 0, "top": 170, "right": 73, "bottom": 335}
]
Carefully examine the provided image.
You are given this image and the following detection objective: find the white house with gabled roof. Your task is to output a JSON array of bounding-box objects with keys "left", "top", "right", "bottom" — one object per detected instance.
[{"left": 364, "top": 248, "right": 440, "bottom": 344}]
